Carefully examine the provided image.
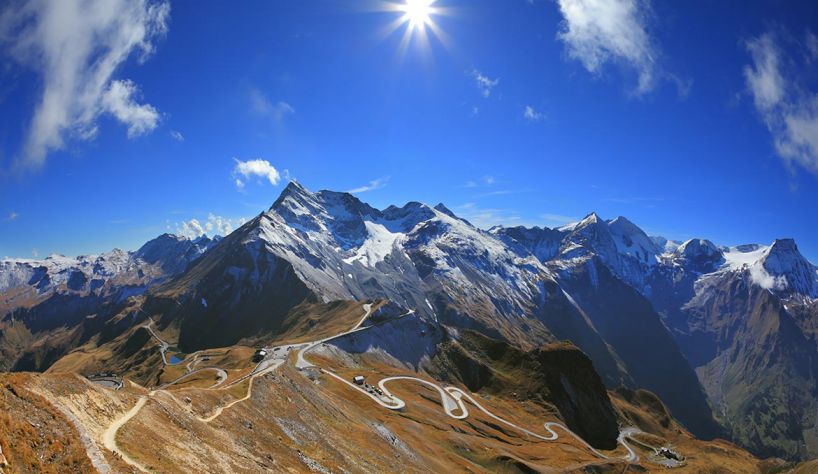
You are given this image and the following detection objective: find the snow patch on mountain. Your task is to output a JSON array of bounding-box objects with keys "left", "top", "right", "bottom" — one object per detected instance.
[
  {"left": 0, "top": 234, "right": 217, "bottom": 295},
  {"left": 343, "top": 221, "right": 404, "bottom": 267},
  {"left": 723, "top": 245, "right": 769, "bottom": 270},
  {"left": 607, "top": 216, "right": 661, "bottom": 266}
]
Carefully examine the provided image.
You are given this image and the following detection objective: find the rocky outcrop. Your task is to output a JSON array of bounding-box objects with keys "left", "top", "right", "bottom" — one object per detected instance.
[{"left": 427, "top": 330, "right": 620, "bottom": 449}]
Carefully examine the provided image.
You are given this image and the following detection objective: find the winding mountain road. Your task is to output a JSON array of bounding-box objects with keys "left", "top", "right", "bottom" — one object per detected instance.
[
  {"left": 158, "top": 367, "right": 228, "bottom": 390},
  {"left": 101, "top": 393, "right": 152, "bottom": 473},
  {"left": 299, "top": 305, "right": 642, "bottom": 463},
  {"left": 141, "top": 319, "right": 170, "bottom": 366},
  {"left": 295, "top": 303, "right": 374, "bottom": 369},
  {"left": 321, "top": 371, "right": 639, "bottom": 463},
  {"left": 104, "top": 303, "right": 646, "bottom": 472}
]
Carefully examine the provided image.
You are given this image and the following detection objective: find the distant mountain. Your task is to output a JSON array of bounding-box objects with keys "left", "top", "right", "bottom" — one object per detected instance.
[
  {"left": 2, "top": 182, "right": 817, "bottom": 460},
  {"left": 0, "top": 234, "right": 218, "bottom": 371}
]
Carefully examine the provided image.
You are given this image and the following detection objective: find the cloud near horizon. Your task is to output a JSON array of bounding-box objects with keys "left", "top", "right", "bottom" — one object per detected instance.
[
  {"left": 744, "top": 31, "right": 818, "bottom": 178},
  {"left": 0, "top": 0, "right": 169, "bottom": 168},
  {"left": 175, "top": 213, "right": 246, "bottom": 239},
  {"left": 556, "top": 0, "right": 658, "bottom": 94}
]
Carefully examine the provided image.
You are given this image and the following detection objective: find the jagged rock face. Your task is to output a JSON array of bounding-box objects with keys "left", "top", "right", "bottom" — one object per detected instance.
[
  {"left": 426, "top": 331, "right": 620, "bottom": 450},
  {"left": 493, "top": 210, "right": 818, "bottom": 459},
  {"left": 146, "top": 224, "right": 321, "bottom": 351},
  {"left": 640, "top": 244, "right": 818, "bottom": 459},
  {"left": 491, "top": 225, "right": 563, "bottom": 262},
  {"left": 680, "top": 271, "right": 818, "bottom": 460},
  {"left": 552, "top": 256, "right": 723, "bottom": 440},
  {"left": 216, "top": 182, "right": 576, "bottom": 350},
  {"left": 134, "top": 233, "right": 219, "bottom": 275}
]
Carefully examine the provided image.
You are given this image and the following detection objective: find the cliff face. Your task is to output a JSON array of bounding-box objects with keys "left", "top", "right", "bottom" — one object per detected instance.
[{"left": 426, "top": 330, "right": 620, "bottom": 449}]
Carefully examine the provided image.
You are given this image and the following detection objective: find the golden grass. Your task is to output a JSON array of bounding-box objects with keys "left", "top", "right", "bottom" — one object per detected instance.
[{"left": 0, "top": 373, "right": 93, "bottom": 473}]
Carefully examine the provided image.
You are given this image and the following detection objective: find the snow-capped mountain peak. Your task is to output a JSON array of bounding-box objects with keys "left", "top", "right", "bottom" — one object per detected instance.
[
  {"left": 758, "top": 239, "right": 817, "bottom": 297},
  {"left": 607, "top": 216, "right": 660, "bottom": 266},
  {"left": 672, "top": 239, "right": 724, "bottom": 272}
]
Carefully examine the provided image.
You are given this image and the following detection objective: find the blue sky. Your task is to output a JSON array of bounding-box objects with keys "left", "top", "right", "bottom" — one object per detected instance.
[{"left": 1, "top": 0, "right": 817, "bottom": 262}]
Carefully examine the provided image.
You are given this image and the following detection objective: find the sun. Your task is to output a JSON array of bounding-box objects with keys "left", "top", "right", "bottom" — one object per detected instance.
[
  {"left": 373, "top": 0, "right": 450, "bottom": 57},
  {"left": 399, "top": 0, "right": 435, "bottom": 29}
]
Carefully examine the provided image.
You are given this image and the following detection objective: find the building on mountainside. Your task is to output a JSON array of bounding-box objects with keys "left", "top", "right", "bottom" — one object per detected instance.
[
  {"left": 253, "top": 349, "right": 267, "bottom": 362},
  {"left": 353, "top": 375, "right": 365, "bottom": 385}
]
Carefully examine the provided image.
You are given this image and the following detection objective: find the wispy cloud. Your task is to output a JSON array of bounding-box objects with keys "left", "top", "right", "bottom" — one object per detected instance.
[
  {"left": 523, "top": 105, "right": 544, "bottom": 121},
  {"left": 805, "top": 31, "right": 818, "bottom": 63},
  {"left": 232, "top": 158, "right": 282, "bottom": 190},
  {"left": 556, "top": 0, "right": 657, "bottom": 94},
  {"left": 454, "top": 202, "right": 535, "bottom": 229},
  {"left": 471, "top": 69, "right": 500, "bottom": 98},
  {"left": 461, "top": 176, "right": 496, "bottom": 188},
  {"left": 174, "top": 213, "right": 246, "bottom": 239},
  {"left": 540, "top": 213, "right": 578, "bottom": 227},
  {"left": 4, "top": 212, "right": 18, "bottom": 221},
  {"left": 744, "top": 30, "right": 818, "bottom": 178},
  {"left": 348, "top": 176, "right": 389, "bottom": 194},
  {"left": 474, "top": 189, "right": 520, "bottom": 198},
  {"left": 169, "top": 130, "right": 184, "bottom": 141},
  {"left": 0, "top": 0, "right": 169, "bottom": 168},
  {"left": 248, "top": 86, "right": 294, "bottom": 123},
  {"left": 602, "top": 196, "right": 664, "bottom": 204}
]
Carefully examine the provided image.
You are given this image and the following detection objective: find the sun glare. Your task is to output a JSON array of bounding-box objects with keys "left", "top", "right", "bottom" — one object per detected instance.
[
  {"left": 400, "top": 0, "right": 434, "bottom": 29},
  {"left": 374, "top": 0, "right": 450, "bottom": 58}
]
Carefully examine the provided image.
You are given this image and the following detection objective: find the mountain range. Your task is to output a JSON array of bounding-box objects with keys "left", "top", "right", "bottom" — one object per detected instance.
[{"left": 2, "top": 181, "right": 817, "bottom": 464}]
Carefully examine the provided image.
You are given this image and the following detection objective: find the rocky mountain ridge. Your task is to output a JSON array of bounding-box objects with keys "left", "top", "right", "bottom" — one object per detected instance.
[{"left": 1, "top": 181, "right": 816, "bottom": 460}]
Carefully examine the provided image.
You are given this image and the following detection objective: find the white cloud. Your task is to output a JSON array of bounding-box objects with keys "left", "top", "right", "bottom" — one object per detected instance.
[
  {"left": 248, "top": 87, "right": 294, "bottom": 122},
  {"left": 471, "top": 69, "right": 499, "bottom": 98},
  {"left": 744, "top": 31, "right": 818, "bottom": 176},
  {"left": 232, "top": 158, "right": 281, "bottom": 189},
  {"left": 101, "top": 80, "right": 160, "bottom": 138},
  {"left": 169, "top": 130, "right": 184, "bottom": 141},
  {"left": 348, "top": 176, "right": 389, "bottom": 194},
  {"left": 556, "top": 0, "right": 657, "bottom": 94},
  {"left": 749, "top": 262, "right": 787, "bottom": 291},
  {"left": 523, "top": 105, "right": 544, "bottom": 121},
  {"left": 5, "top": 212, "right": 18, "bottom": 221},
  {"left": 0, "top": 0, "right": 169, "bottom": 168},
  {"left": 176, "top": 213, "right": 246, "bottom": 239}
]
